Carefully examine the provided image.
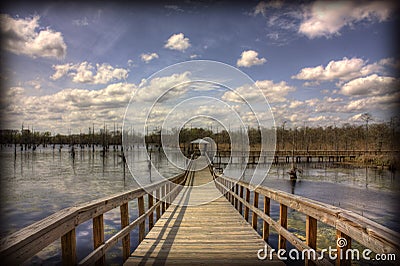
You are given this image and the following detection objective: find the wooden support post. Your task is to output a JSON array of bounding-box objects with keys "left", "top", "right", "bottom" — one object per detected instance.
[
  {"left": 239, "top": 185, "right": 244, "bottom": 215},
  {"left": 228, "top": 181, "right": 234, "bottom": 206},
  {"left": 306, "top": 215, "right": 317, "bottom": 266},
  {"left": 148, "top": 193, "right": 154, "bottom": 230},
  {"left": 138, "top": 196, "right": 145, "bottom": 243},
  {"left": 231, "top": 182, "right": 235, "bottom": 207},
  {"left": 156, "top": 188, "right": 161, "bottom": 220},
  {"left": 223, "top": 180, "right": 227, "bottom": 199},
  {"left": 61, "top": 228, "right": 76, "bottom": 266},
  {"left": 120, "top": 203, "right": 130, "bottom": 262},
  {"left": 225, "top": 180, "right": 229, "bottom": 200},
  {"left": 228, "top": 181, "right": 231, "bottom": 201},
  {"left": 165, "top": 183, "right": 170, "bottom": 209},
  {"left": 336, "top": 230, "right": 352, "bottom": 266},
  {"left": 278, "top": 204, "right": 287, "bottom": 250},
  {"left": 252, "top": 192, "right": 259, "bottom": 230},
  {"left": 227, "top": 181, "right": 231, "bottom": 202},
  {"left": 224, "top": 180, "right": 227, "bottom": 199},
  {"left": 263, "top": 196, "right": 270, "bottom": 242},
  {"left": 93, "top": 214, "right": 105, "bottom": 265},
  {"left": 234, "top": 183, "right": 239, "bottom": 210},
  {"left": 244, "top": 188, "right": 250, "bottom": 222},
  {"left": 161, "top": 185, "right": 166, "bottom": 214},
  {"left": 230, "top": 181, "right": 234, "bottom": 204}
]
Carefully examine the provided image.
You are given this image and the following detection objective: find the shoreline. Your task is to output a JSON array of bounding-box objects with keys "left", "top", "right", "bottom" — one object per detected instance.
[{"left": 339, "top": 154, "right": 400, "bottom": 171}]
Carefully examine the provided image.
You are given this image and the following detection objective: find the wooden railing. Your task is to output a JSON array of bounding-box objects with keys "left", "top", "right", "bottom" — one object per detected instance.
[
  {"left": 212, "top": 171, "right": 400, "bottom": 265},
  {"left": 0, "top": 161, "right": 193, "bottom": 265}
]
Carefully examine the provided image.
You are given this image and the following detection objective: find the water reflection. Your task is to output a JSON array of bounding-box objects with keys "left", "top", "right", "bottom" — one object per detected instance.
[
  {"left": 289, "top": 178, "right": 296, "bottom": 194},
  {"left": 0, "top": 146, "right": 183, "bottom": 237}
]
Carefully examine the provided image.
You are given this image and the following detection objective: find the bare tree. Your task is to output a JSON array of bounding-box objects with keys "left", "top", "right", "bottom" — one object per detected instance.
[{"left": 360, "top": 113, "right": 372, "bottom": 151}]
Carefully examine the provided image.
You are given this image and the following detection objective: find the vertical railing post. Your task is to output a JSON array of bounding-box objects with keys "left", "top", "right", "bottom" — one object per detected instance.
[
  {"left": 61, "top": 228, "right": 76, "bottom": 266},
  {"left": 252, "top": 192, "right": 259, "bottom": 230},
  {"left": 148, "top": 193, "right": 154, "bottom": 230},
  {"left": 226, "top": 180, "right": 230, "bottom": 201},
  {"left": 234, "top": 183, "right": 239, "bottom": 210},
  {"left": 138, "top": 196, "right": 145, "bottom": 243},
  {"left": 278, "top": 204, "right": 287, "bottom": 250},
  {"left": 156, "top": 188, "right": 161, "bottom": 220},
  {"left": 244, "top": 188, "right": 250, "bottom": 221},
  {"left": 225, "top": 180, "right": 229, "bottom": 200},
  {"left": 263, "top": 196, "right": 270, "bottom": 242},
  {"left": 230, "top": 181, "right": 233, "bottom": 204},
  {"left": 166, "top": 183, "right": 170, "bottom": 209},
  {"left": 336, "top": 230, "right": 352, "bottom": 266},
  {"left": 226, "top": 180, "right": 229, "bottom": 200},
  {"left": 239, "top": 185, "right": 244, "bottom": 215},
  {"left": 120, "top": 203, "right": 130, "bottom": 262},
  {"left": 227, "top": 180, "right": 230, "bottom": 201},
  {"left": 161, "top": 185, "right": 166, "bottom": 214},
  {"left": 93, "top": 214, "right": 105, "bottom": 265},
  {"left": 230, "top": 181, "right": 234, "bottom": 204},
  {"left": 306, "top": 215, "right": 317, "bottom": 266},
  {"left": 231, "top": 182, "right": 235, "bottom": 205}
]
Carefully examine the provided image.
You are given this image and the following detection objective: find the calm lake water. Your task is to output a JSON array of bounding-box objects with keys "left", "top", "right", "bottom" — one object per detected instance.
[{"left": 0, "top": 145, "right": 399, "bottom": 265}]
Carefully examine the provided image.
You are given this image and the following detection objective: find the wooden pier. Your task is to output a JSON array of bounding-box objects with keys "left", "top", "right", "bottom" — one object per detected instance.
[
  {"left": 1, "top": 156, "right": 399, "bottom": 265},
  {"left": 125, "top": 161, "right": 282, "bottom": 265},
  {"left": 211, "top": 149, "right": 399, "bottom": 164}
]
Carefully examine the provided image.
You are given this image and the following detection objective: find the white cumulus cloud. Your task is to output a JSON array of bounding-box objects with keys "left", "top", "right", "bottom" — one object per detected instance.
[
  {"left": 2, "top": 83, "right": 136, "bottom": 132},
  {"left": 136, "top": 72, "right": 191, "bottom": 102},
  {"left": 140, "top": 52, "right": 159, "bottom": 63},
  {"left": 0, "top": 14, "right": 67, "bottom": 59},
  {"left": 164, "top": 33, "right": 191, "bottom": 51},
  {"left": 299, "top": 1, "right": 394, "bottom": 39},
  {"left": 237, "top": 50, "right": 267, "bottom": 67},
  {"left": 292, "top": 57, "right": 383, "bottom": 83},
  {"left": 340, "top": 74, "right": 399, "bottom": 96},
  {"left": 51, "top": 62, "right": 129, "bottom": 84},
  {"left": 221, "top": 79, "right": 295, "bottom": 104},
  {"left": 345, "top": 92, "right": 400, "bottom": 112}
]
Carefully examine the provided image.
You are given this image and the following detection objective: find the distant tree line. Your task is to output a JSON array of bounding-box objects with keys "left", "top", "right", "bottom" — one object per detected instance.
[
  {"left": 0, "top": 128, "right": 122, "bottom": 147},
  {"left": 275, "top": 122, "right": 399, "bottom": 151},
  {"left": 147, "top": 120, "right": 400, "bottom": 151},
  {"left": 1, "top": 119, "right": 399, "bottom": 151}
]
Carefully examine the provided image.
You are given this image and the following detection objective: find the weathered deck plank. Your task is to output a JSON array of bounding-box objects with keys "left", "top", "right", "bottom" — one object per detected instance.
[{"left": 125, "top": 160, "right": 282, "bottom": 265}]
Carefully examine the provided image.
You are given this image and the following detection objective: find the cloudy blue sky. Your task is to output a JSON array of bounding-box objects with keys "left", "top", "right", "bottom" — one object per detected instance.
[{"left": 1, "top": 0, "right": 399, "bottom": 134}]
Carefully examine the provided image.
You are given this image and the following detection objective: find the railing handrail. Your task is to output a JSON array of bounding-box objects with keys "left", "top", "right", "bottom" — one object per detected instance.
[
  {"left": 0, "top": 159, "right": 193, "bottom": 265},
  {"left": 214, "top": 173, "right": 400, "bottom": 262}
]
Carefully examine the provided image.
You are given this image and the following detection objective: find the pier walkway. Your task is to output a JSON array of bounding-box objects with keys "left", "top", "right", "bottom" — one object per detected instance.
[{"left": 125, "top": 160, "right": 282, "bottom": 265}]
